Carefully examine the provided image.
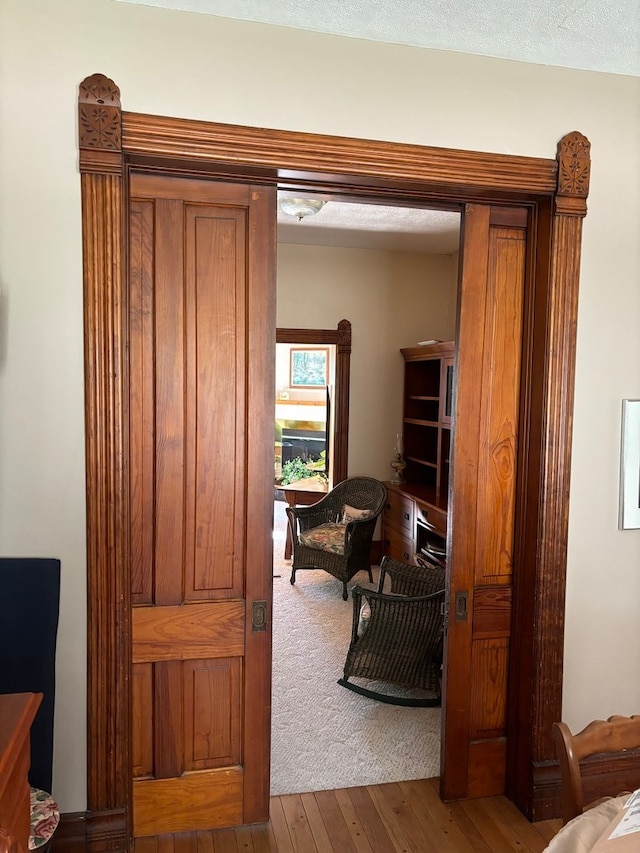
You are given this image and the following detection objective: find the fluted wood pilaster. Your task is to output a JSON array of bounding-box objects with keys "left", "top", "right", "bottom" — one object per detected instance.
[
  {"left": 532, "top": 132, "right": 590, "bottom": 764},
  {"left": 79, "top": 74, "right": 130, "bottom": 849}
]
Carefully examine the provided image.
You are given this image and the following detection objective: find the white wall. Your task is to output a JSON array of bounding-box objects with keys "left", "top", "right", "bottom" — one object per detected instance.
[
  {"left": 277, "top": 243, "right": 457, "bottom": 481},
  {"left": 1, "top": 0, "right": 639, "bottom": 812}
]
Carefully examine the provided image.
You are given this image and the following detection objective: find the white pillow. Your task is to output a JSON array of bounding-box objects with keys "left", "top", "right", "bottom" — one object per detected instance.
[
  {"left": 342, "top": 504, "right": 373, "bottom": 523},
  {"left": 357, "top": 601, "right": 371, "bottom": 636}
]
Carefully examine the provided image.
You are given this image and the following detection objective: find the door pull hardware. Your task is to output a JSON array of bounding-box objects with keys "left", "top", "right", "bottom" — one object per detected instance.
[
  {"left": 455, "top": 590, "right": 468, "bottom": 621},
  {"left": 252, "top": 600, "right": 267, "bottom": 632}
]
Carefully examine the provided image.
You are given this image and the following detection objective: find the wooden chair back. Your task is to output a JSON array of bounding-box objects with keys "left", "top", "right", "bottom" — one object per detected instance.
[{"left": 553, "top": 715, "right": 640, "bottom": 824}]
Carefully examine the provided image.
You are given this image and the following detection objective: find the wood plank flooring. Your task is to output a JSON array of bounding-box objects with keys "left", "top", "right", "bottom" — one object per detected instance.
[{"left": 133, "top": 778, "right": 562, "bottom": 852}]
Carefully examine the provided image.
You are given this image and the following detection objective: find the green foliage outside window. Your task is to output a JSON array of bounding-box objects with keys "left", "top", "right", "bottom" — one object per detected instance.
[{"left": 279, "top": 453, "right": 328, "bottom": 485}]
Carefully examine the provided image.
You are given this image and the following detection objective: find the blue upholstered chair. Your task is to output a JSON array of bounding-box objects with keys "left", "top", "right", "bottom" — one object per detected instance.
[{"left": 0, "top": 559, "right": 61, "bottom": 850}]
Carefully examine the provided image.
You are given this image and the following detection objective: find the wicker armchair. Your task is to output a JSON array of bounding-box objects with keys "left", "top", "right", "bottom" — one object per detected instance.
[
  {"left": 286, "top": 477, "right": 387, "bottom": 600},
  {"left": 338, "top": 556, "right": 446, "bottom": 706}
]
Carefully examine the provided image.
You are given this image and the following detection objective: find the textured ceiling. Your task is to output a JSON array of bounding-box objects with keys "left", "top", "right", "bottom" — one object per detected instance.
[
  {"left": 115, "top": 0, "right": 638, "bottom": 252},
  {"left": 117, "top": 0, "right": 640, "bottom": 77},
  {"left": 277, "top": 199, "right": 461, "bottom": 253}
]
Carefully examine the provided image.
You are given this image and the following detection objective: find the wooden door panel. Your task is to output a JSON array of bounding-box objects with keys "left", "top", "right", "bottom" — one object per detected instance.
[
  {"left": 130, "top": 200, "right": 155, "bottom": 606},
  {"left": 133, "top": 768, "right": 243, "bottom": 837},
  {"left": 442, "top": 204, "right": 526, "bottom": 801},
  {"left": 184, "top": 206, "right": 246, "bottom": 600},
  {"left": 154, "top": 661, "right": 183, "bottom": 778},
  {"left": 132, "top": 601, "right": 245, "bottom": 662},
  {"left": 468, "top": 741, "right": 507, "bottom": 798},
  {"left": 469, "top": 639, "right": 509, "bottom": 735},
  {"left": 183, "top": 658, "right": 242, "bottom": 770},
  {"left": 154, "top": 198, "right": 187, "bottom": 607},
  {"left": 132, "top": 663, "right": 153, "bottom": 779},
  {"left": 132, "top": 658, "right": 242, "bottom": 774},
  {"left": 128, "top": 173, "right": 275, "bottom": 836},
  {"left": 473, "top": 586, "right": 512, "bottom": 639},
  {"left": 475, "top": 226, "right": 524, "bottom": 584}
]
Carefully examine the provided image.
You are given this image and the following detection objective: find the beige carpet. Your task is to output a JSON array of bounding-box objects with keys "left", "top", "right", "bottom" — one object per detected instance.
[{"left": 270, "top": 499, "right": 441, "bottom": 796}]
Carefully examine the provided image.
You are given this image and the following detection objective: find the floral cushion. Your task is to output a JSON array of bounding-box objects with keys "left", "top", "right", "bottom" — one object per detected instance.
[
  {"left": 29, "top": 787, "right": 60, "bottom": 849},
  {"left": 299, "top": 522, "right": 347, "bottom": 554},
  {"left": 342, "top": 504, "right": 373, "bottom": 523}
]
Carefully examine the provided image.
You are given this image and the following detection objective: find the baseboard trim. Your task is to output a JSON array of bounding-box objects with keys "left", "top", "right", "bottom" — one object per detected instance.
[
  {"left": 531, "top": 761, "right": 561, "bottom": 821},
  {"left": 51, "top": 812, "right": 86, "bottom": 851},
  {"left": 531, "top": 749, "right": 640, "bottom": 822},
  {"left": 52, "top": 809, "right": 128, "bottom": 852}
]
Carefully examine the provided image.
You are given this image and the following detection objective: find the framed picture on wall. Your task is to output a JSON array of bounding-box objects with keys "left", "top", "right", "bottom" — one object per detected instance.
[
  {"left": 289, "top": 347, "right": 329, "bottom": 388},
  {"left": 619, "top": 398, "right": 640, "bottom": 529}
]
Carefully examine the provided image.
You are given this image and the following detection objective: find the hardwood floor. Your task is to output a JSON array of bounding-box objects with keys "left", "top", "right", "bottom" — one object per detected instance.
[{"left": 133, "top": 778, "right": 561, "bottom": 852}]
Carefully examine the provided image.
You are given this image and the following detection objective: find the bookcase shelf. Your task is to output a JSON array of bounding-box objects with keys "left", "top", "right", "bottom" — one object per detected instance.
[
  {"left": 382, "top": 340, "right": 455, "bottom": 568},
  {"left": 405, "top": 456, "right": 438, "bottom": 469}
]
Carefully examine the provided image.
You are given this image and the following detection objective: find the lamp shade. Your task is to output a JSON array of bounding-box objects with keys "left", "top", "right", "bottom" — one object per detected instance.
[{"left": 278, "top": 197, "right": 326, "bottom": 220}]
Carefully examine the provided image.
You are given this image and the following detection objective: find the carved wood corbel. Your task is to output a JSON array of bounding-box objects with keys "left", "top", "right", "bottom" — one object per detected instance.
[
  {"left": 78, "top": 73, "right": 122, "bottom": 174},
  {"left": 555, "top": 131, "right": 591, "bottom": 216}
]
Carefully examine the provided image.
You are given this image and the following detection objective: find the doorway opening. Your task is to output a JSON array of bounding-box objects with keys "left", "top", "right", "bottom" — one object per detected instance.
[
  {"left": 274, "top": 341, "right": 334, "bottom": 488},
  {"left": 270, "top": 194, "right": 461, "bottom": 796}
]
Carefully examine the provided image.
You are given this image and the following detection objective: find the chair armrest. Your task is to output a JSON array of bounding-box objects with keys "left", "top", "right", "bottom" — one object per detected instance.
[
  {"left": 285, "top": 503, "right": 335, "bottom": 533},
  {"left": 353, "top": 585, "right": 445, "bottom": 608}
]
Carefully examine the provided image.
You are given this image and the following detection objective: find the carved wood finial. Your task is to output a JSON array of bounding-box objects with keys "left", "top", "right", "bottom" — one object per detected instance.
[
  {"left": 555, "top": 132, "right": 591, "bottom": 216},
  {"left": 78, "top": 74, "right": 122, "bottom": 173},
  {"left": 337, "top": 319, "right": 352, "bottom": 351}
]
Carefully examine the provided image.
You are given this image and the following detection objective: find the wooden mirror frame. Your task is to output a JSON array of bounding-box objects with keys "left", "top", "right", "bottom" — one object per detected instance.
[
  {"left": 77, "top": 73, "right": 590, "bottom": 847},
  {"left": 276, "top": 321, "right": 351, "bottom": 485}
]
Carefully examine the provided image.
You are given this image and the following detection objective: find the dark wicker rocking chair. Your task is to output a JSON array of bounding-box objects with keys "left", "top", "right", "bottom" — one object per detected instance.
[
  {"left": 286, "top": 477, "right": 387, "bottom": 600},
  {"left": 338, "top": 556, "right": 446, "bottom": 706}
]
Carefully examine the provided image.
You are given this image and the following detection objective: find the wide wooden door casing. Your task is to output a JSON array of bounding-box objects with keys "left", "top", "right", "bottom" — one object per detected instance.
[
  {"left": 441, "top": 204, "right": 527, "bottom": 800},
  {"left": 79, "top": 77, "right": 591, "bottom": 840},
  {"left": 128, "top": 173, "right": 275, "bottom": 837}
]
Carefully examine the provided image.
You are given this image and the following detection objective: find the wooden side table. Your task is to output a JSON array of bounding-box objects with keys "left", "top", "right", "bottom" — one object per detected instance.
[
  {"left": 0, "top": 692, "right": 42, "bottom": 853},
  {"left": 276, "top": 478, "right": 328, "bottom": 559}
]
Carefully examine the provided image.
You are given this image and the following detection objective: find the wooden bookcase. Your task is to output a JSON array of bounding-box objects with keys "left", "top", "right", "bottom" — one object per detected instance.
[
  {"left": 401, "top": 341, "right": 454, "bottom": 499},
  {"left": 382, "top": 341, "right": 454, "bottom": 567}
]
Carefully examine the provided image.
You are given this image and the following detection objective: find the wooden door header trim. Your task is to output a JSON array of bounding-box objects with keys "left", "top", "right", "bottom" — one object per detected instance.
[
  {"left": 118, "top": 111, "right": 557, "bottom": 196},
  {"left": 276, "top": 322, "right": 351, "bottom": 349}
]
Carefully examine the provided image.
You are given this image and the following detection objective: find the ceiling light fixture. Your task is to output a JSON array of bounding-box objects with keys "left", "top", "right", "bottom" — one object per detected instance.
[{"left": 278, "top": 197, "right": 326, "bottom": 221}]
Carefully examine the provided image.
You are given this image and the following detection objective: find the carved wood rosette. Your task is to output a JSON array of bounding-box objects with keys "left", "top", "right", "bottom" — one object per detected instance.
[{"left": 78, "top": 74, "right": 130, "bottom": 846}]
